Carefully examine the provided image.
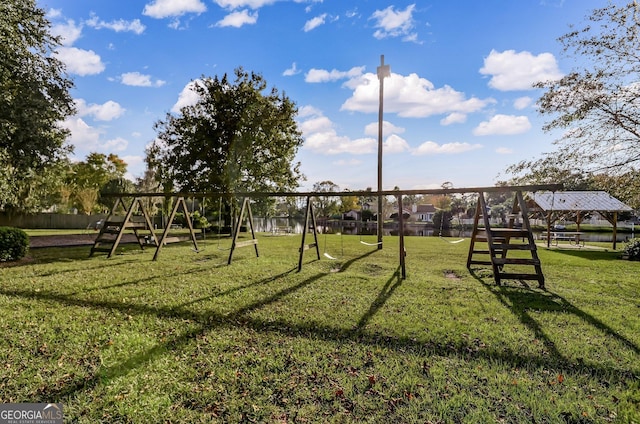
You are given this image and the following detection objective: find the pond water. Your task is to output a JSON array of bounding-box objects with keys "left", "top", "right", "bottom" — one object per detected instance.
[{"left": 252, "top": 218, "right": 635, "bottom": 243}]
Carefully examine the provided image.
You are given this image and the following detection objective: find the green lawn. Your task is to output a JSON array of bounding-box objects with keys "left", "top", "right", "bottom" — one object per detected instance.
[{"left": 1, "top": 234, "right": 638, "bottom": 423}]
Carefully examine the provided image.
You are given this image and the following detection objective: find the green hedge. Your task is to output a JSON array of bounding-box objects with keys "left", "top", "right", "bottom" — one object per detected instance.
[
  {"left": 0, "top": 227, "right": 29, "bottom": 262},
  {"left": 622, "top": 237, "right": 640, "bottom": 261}
]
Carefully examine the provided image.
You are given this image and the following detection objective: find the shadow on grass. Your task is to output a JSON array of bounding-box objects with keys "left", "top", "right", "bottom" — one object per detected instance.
[
  {"left": 543, "top": 248, "right": 621, "bottom": 261},
  {"left": 470, "top": 269, "right": 640, "bottom": 359},
  {"left": 357, "top": 266, "right": 403, "bottom": 330},
  {"left": 2, "top": 253, "right": 637, "bottom": 404}
]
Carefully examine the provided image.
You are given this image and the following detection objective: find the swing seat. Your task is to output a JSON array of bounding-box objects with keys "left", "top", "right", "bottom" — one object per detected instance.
[
  {"left": 360, "top": 240, "right": 382, "bottom": 246},
  {"left": 323, "top": 252, "right": 338, "bottom": 260},
  {"left": 439, "top": 236, "right": 465, "bottom": 244}
]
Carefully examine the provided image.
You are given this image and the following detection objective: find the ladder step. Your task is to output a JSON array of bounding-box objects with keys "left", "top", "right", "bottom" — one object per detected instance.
[
  {"left": 468, "top": 260, "right": 493, "bottom": 266},
  {"left": 491, "top": 243, "right": 535, "bottom": 250},
  {"left": 493, "top": 258, "right": 540, "bottom": 266},
  {"left": 472, "top": 249, "right": 492, "bottom": 255},
  {"left": 490, "top": 229, "right": 530, "bottom": 238},
  {"left": 95, "top": 237, "right": 115, "bottom": 243}
]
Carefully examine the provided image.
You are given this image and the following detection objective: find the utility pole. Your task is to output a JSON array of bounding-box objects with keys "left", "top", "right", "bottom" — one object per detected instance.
[{"left": 377, "top": 55, "right": 390, "bottom": 250}]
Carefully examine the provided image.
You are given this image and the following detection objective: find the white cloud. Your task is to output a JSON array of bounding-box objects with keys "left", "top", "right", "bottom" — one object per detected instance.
[
  {"left": 63, "top": 117, "right": 129, "bottom": 156},
  {"left": 412, "top": 141, "right": 483, "bottom": 155},
  {"left": 283, "top": 62, "right": 300, "bottom": 76},
  {"left": 120, "top": 72, "right": 166, "bottom": 87},
  {"left": 364, "top": 121, "right": 405, "bottom": 137},
  {"left": 46, "top": 8, "right": 63, "bottom": 19},
  {"left": 298, "top": 109, "right": 376, "bottom": 155},
  {"left": 103, "top": 137, "right": 129, "bottom": 151},
  {"left": 62, "top": 117, "right": 103, "bottom": 151},
  {"left": 384, "top": 134, "right": 410, "bottom": 153},
  {"left": 370, "top": 4, "right": 418, "bottom": 41},
  {"left": 216, "top": 10, "right": 258, "bottom": 27},
  {"left": 122, "top": 155, "right": 144, "bottom": 168},
  {"left": 123, "top": 155, "right": 146, "bottom": 180},
  {"left": 51, "top": 19, "right": 82, "bottom": 46},
  {"left": 304, "top": 13, "right": 326, "bottom": 31},
  {"left": 214, "top": 0, "right": 276, "bottom": 9},
  {"left": 440, "top": 112, "right": 467, "bottom": 125},
  {"left": 305, "top": 66, "right": 365, "bottom": 83},
  {"left": 496, "top": 147, "right": 514, "bottom": 154},
  {"left": 172, "top": 80, "right": 201, "bottom": 113},
  {"left": 86, "top": 15, "right": 146, "bottom": 34},
  {"left": 480, "top": 49, "right": 563, "bottom": 91},
  {"left": 56, "top": 47, "right": 105, "bottom": 76},
  {"left": 473, "top": 114, "right": 531, "bottom": 136},
  {"left": 143, "top": 0, "right": 207, "bottom": 18},
  {"left": 513, "top": 96, "right": 533, "bottom": 110},
  {"left": 298, "top": 105, "right": 323, "bottom": 118},
  {"left": 342, "top": 72, "right": 495, "bottom": 118},
  {"left": 75, "top": 99, "right": 126, "bottom": 121}
]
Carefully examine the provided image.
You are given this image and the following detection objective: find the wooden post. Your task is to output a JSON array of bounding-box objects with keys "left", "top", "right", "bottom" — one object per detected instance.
[
  {"left": 397, "top": 194, "right": 406, "bottom": 279},
  {"left": 613, "top": 211, "right": 618, "bottom": 250},
  {"left": 377, "top": 55, "right": 390, "bottom": 250}
]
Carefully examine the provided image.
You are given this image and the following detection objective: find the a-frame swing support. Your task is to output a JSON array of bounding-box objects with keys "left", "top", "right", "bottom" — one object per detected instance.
[
  {"left": 298, "top": 196, "right": 321, "bottom": 271},
  {"left": 153, "top": 197, "right": 200, "bottom": 261},
  {"left": 227, "top": 198, "right": 260, "bottom": 265},
  {"left": 90, "top": 196, "right": 158, "bottom": 258}
]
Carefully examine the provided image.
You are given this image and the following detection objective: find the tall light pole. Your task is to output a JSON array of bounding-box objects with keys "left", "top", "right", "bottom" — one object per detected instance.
[{"left": 377, "top": 55, "right": 390, "bottom": 249}]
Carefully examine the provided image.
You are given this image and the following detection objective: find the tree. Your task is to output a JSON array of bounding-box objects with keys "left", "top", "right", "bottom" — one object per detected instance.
[
  {"left": 68, "top": 153, "right": 129, "bottom": 214},
  {"left": 148, "top": 68, "right": 304, "bottom": 196},
  {"left": 339, "top": 191, "right": 358, "bottom": 213},
  {"left": 0, "top": 0, "right": 75, "bottom": 212},
  {"left": 507, "top": 2, "right": 640, "bottom": 180},
  {"left": 312, "top": 181, "right": 340, "bottom": 218}
]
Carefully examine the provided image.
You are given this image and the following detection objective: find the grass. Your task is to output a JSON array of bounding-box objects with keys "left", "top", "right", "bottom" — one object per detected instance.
[{"left": 1, "top": 233, "right": 638, "bottom": 423}]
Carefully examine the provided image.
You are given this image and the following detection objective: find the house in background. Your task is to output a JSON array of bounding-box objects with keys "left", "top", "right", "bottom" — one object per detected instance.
[
  {"left": 412, "top": 204, "right": 436, "bottom": 222},
  {"left": 343, "top": 210, "right": 360, "bottom": 220}
]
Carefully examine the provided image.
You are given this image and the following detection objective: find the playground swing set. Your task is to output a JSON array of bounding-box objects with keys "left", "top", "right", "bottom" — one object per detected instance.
[{"left": 94, "top": 184, "right": 561, "bottom": 288}]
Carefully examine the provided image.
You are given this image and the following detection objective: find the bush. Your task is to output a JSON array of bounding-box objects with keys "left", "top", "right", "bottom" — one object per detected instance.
[
  {"left": 0, "top": 227, "right": 29, "bottom": 262},
  {"left": 622, "top": 238, "right": 640, "bottom": 261}
]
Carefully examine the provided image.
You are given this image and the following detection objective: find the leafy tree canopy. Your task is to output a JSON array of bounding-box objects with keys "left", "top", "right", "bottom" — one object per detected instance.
[
  {"left": 0, "top": 0, "right": 75, "bottom": 212},
  {"left": 506, "top": 2, "right": 640, "bottom": 181},
  {"left": 147, "top": 68, "right": 304, "bottom": 195}
]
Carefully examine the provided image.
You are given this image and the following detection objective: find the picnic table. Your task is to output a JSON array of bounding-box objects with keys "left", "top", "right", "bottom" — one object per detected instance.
[{"left": 539, "top": 231, "right": 585, "bottom": 247}]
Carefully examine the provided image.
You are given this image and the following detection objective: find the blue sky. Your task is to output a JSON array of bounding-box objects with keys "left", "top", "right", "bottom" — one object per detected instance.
[{"left": 38, "top": 0, "right": 606, "bottom": 191}]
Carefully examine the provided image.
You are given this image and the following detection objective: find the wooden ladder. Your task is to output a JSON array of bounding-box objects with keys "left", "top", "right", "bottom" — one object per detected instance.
[
  {"left": 90, "top": 196, "right": 157, "bottom": 258},
  {"left": 466, "top": 190, "right": 545, "bottom": 288}
]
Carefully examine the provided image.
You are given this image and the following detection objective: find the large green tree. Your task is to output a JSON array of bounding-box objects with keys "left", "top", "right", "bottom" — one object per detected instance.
[
  {"left": 507, "top": 1, "right": 640, "bottom": 180},
  {"left": 148, "top": 68, "right": 304, "bottom": 195},
  {"left": 64, "top": 153, "right": 129, "bottom": 214},
  {"left": 0, "top": 0, "right": 75, "bottom": 212}
]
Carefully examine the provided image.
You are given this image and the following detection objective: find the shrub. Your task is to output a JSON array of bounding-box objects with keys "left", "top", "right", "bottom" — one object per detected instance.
[
  {"left": 0, "top": 227, "right": 30, "bottom": 262},
  {"left": 622, "top": 238, "right": 640, "bottom": 261}
]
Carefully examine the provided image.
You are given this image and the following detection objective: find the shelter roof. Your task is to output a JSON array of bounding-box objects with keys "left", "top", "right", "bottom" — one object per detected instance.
[{"left": 528, "top": 191, "right": 633, "bottom": 212}]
